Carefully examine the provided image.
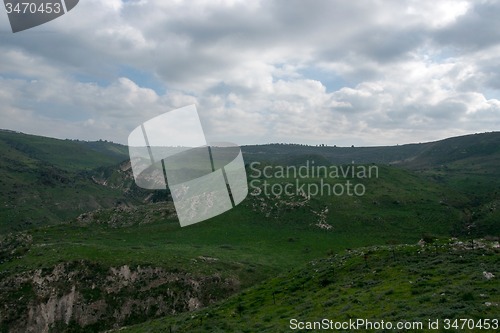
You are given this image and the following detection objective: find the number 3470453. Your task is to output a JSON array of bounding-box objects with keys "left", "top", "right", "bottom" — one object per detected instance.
[{"left": 5, "top": 2, "right": 62, "bottom": 14}]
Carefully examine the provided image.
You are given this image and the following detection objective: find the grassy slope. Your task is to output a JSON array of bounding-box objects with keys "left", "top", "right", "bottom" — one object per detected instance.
[
  {"left": 243, "top": 132, "right": 500, "bottom": 238},
  {"left": 241, "top": 142, "right": 430, "bottom": 165},
  {"left": 400, "top": 132, "right": 500, "bottom": 195},
  {"left": 0, "top": 130, "right": 498, "bottom": 331},
  {"left": 0, "top": 167, "right": 484, "bottom": 331},
  {"left": 0, "top": 130, "right": 142, "bottom": 233},
  {"left": 0, "top": 165, "right": 474, "bottom": 332},
  {"left": 241, "top": 132, "right": 500, "bottom": 168},
  {"left": 0, "top": 130, "right": 128, "bottom": 171},
  {"left": 1, "top": 129, "right": 498, "bottom": 235},
  {"left": 0, "top": 165, "right": 468, "bottom": 275},
  {"left": 399, "top": 132, "right": 500, "bottom": 237},
  {"left": 118, "top": 240, "right": 500, "bottom": 333}
]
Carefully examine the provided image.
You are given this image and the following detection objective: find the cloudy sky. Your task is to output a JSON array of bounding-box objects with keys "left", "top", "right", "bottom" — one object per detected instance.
[{"left": 0, "top": 0, "right": 499, "bottom": 146}]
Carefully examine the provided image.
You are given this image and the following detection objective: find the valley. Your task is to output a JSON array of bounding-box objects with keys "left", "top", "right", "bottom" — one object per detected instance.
[{"left": 0, "top": 130, "right": 498, "bottom": 332}]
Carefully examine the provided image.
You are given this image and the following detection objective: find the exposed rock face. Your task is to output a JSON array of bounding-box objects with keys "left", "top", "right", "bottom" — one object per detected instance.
[
  {"left": 0, "top": 261, "right": 239, "bottom": 332},
  {"left": 27, "top": 285, "right": 80, "bottom": 333},
  {"left": 76, "top": 202, "right": 177, "bottom": 228}
]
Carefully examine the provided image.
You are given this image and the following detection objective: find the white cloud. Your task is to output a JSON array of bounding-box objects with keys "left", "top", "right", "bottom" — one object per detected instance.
[{"left": 0, "top": 0, "right": 499, "bottom": 146}]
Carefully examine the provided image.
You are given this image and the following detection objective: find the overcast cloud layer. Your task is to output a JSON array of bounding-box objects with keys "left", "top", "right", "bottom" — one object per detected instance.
[{"left": 0, "top": 0, "right": 499, "bottom": 146}]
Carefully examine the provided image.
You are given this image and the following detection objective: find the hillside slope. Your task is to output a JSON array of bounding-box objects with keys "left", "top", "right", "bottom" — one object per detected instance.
[
  {"left": 1, "top": 129, "right": 499, "bottom": 235},
  {"left": 0, "top": 163, "right": 480, "bottom": 331},
  {"left": 0, "top": 130, "right": 498, "bottom": 332},
  {"left": 0, "top": 130, "right": 160, "bottom": 233},
  {"left": 241, "top": 132, "right": 500, "bottom": 168},
  {"left": 118, "top": 239, "right": 500, "bottom": 333},
  {"left": 0, "top": 130, "right": 128, "bottom": 171}
]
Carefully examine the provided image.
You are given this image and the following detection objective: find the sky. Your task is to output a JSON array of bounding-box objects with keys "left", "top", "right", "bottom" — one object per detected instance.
[{"left": 0, "top": 0, "right": 499, "bottom": 147}]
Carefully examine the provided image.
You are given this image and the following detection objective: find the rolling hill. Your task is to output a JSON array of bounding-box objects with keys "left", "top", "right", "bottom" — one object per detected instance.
[
  {"left": 0, "top": 129, "right": 498, "bottom": 332},
  {"left": 0, "top": 130, "right": 166, "bottom": 233},
  {"left": 118, "top": 239, "right": 500, "bottom": 333},
  {"left": 1, "top": 129, "right": 498, "bottom": 234}
]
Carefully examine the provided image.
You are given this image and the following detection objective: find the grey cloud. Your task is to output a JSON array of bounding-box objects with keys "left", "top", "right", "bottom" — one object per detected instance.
[
  {"left": 353, "top": 27, "right": 425, "bottom": 63},
  {"left": 0, "top": 0, "right": 498, "bottom": 146},
  {"left": 434, "top": 1, "right": 500, "bottom": 51},
  {"left": 479, "top": 63, "right": 500, "bottom": 91}
]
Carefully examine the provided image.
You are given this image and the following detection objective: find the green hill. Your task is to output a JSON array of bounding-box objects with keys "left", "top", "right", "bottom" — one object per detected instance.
[
  {"left": 1, "top": 129, "right": 498, "bottom": 235},
  {"left": 0, "top": 130, "right": 498, "bottom": 332},
  {"left": 241, "top": 132, "right": 500, "bottom": 169},
  {"left": 118, "top": 239, "right": 500, "bottom": 333},
  {"left": 0, "top": 163, "right": 490, "bottom": 332},
  {"left": 398, "top": 132, "right": 500, "bottom": 170},
  {"left": 0, "top": 130, "right": 129, "bottom": 171},
  {"left": 241, "top": 142, "right": 430, "bottom": 165},
  {"left": 0, "top": 130, "right": 160, "bottom": 233}
]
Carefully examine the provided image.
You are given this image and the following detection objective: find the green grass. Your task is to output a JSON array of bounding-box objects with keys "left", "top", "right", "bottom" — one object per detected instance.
[
  {"left": 0, "top": 130, "right": 128, "bottom": 172},
  {"left": 0, "top": 163, "right": 470, "bottom": 275},
  {"left": 117, "top": 240, "right": 500, "bottom": 333},
  {"left": 0, "top": 203, "right": 381, "bottom": 280},
  {"left": 0, "top": 131, "right": 155, "bottom": 233},
  {"left": 1, "top": 129, "right": 498, "bottom": 237},
  {"left": 0, "top": 165, "right": 483, "bottom": 332},
  {"left": 0, "top": 130, "right": 499, "bottom": 332}
]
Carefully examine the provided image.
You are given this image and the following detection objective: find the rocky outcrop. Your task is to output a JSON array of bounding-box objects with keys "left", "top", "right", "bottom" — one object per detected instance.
[
  {"left": 0, "top": 261, "right": 239, "bottom": 332},
  {"left": 76, "top": 202, "right": 177, "bottom": 228},
  {"left": 0, "top": 232, "right": 32, "bottom": 264}
]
